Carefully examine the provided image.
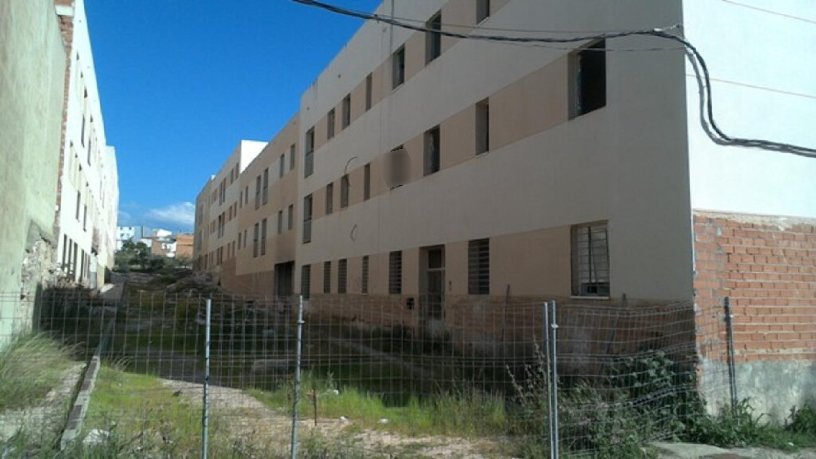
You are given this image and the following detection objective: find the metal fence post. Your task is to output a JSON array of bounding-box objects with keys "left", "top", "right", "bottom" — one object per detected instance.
[
  {"left": 723, "top": 296, "right": 738, "bottom": 412},
  {"left": 290, "top": 295, "right": 305, "bottom": 459},
  {"left": 548, "top": 300, "right": 560, "bottom": 459},
  {"left": 201, "top": 298, "right": 211, "bottom": 459}
]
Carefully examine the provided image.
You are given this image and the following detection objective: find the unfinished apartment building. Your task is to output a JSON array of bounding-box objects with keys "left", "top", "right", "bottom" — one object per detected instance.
[{"left": 195, "top": 0, "right": 816, "bottom": 417}]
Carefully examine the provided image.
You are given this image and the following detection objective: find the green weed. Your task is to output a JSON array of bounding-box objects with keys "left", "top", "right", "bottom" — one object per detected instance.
[{"left": 0, "top": 333, "right": 73, "bottom": 410}]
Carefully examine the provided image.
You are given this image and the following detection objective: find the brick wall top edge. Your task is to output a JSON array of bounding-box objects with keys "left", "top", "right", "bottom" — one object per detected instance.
[{"left": 693, "top": 209, "right": 816, "bottom": 229}]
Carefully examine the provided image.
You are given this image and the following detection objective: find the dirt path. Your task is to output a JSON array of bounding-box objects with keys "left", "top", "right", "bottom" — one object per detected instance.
[{"left": 161, "top": 379, "right": 506, "bottom": 458}]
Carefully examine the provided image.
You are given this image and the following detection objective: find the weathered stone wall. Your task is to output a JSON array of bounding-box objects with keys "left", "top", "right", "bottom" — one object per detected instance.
[{"left": 0, "top": 0, "right": 66, "bottom": 344}]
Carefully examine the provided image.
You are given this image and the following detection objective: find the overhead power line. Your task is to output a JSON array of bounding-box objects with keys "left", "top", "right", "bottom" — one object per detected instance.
[{"left": 292, "top": 0, "right": 816, "bottom": 159}]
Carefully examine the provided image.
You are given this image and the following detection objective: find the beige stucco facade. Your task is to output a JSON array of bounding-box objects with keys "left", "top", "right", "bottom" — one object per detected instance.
[{"left": 194, "top": 0, "right": 816, "bottom": 416}]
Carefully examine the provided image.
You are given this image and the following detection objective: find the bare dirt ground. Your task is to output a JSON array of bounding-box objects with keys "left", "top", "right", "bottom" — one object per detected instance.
[{"left": 161, "top": 379, "right": 508, "bottom": 458}]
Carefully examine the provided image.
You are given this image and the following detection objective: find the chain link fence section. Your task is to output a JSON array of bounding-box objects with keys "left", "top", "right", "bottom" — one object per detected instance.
[{"left": 0, "top": 286, "right": 733, "bottom": 457}]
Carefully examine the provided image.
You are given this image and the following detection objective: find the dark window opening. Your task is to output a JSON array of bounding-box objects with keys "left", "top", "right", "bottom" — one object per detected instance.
[
  {"left": 571, "top": 40, "right": 606, "bottom": 118},
  {"left": 389, "top": 250, "right": 402, "bottom": 295},
  {"left": 392, "top": 47, "right": 405, "bottom": 88},
  {"left": 424, "top": 126, "right": 440, "bottom": 175},
  {"left": 426, "top": 12, "right": 441, "bottom": 63}
]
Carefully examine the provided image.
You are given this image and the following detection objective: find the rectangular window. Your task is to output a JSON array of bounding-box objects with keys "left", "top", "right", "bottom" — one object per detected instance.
[
  {"left": 75, "top": 191, "right": 81, "bottom": 220},
  {"left": 277, "top": 209, "right": 283, "bottom": 234},
  {"left": 323, "top": 261, "right": 331, "bottom": 294},
  {"left": 392, "top": 47, "right": 405, "bottom": 89},
  {"left": 245, "top": 186, "right": 249, "bottom": 205},
  {"left": 341, "top": 94, "right": 351, "bottom": 129},
  {"left": 260, "top": 218, "right": 267, "bottom": 256},
  {"left": 426, "top": 12, "right": 442, "bottom": 63},
  {"left": 389, "top": 250, "right": 402, "bottom": 295},
  {"left": 365, "top": 73, "right": 372, "bottom": 111},
  {"left": 361, "top": 255, "right": 369, "bottom": 294},
  {"left": 338, "top": 259, "right": 347, "bottom": 294},
  {"left": 253, "top": 222, "right": 259, "bottom": 258},
  {"left": 327, "top": 109, "right": 335, "bottom": 139},
  {"left": 301, "top": 264, "right": 311, "bottom": 299},
  {"left": 290, "top": 144, "right": 296, "bottom": 170},
  {"left": 363, "top": 164, "right": 371, "bottom": 200},
  {"left": 304, "top": 128, "right": 315, "bottom": 177},
  {"left": 255, "top": 175, "right": 261, "bottom": 209},
  {"left": 262, "top": 168, "right": 269, "bottom": 205},
  {"left": 238, "top": 231, "right": 242, "bottom": 249},
  {"left": 279, "top": 154, "right": 285, "bottom": 178},
  {"left": 303, "top": 195, "right": 312, "bottom": 243},
  {"left": 325, "top": 183, "right": 334, "bottom": 215},
  {"left": 340, "top": 174, "right": 350, "bottom": 208},
  {"left": 570, "top": 40, "right": 606, "bottom": 118},
  {"left": 476, "top": 0, "right": 490, "bottom": 23},
  {"left": 82, "top": 205, "right": 88, "bottom": 231},
  {"left": 476, "top": 99, "right": 490, "bottom": 155},
  {"left": 571, "top": 222, "right": 610, "bottom": 297},
  {"left": 424, "top": 126, "right": 440, "bottom": 175},
  {"left": 468, "top": 238, "right": 490, "bottom": 295},
  {"left": 287, "top": 204, "right": 294, "bottom": 230}
]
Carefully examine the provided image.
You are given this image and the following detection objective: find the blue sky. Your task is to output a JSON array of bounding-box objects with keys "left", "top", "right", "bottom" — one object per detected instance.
[{"left": 86, "top": 0, "right": 381, "bottom": 233}]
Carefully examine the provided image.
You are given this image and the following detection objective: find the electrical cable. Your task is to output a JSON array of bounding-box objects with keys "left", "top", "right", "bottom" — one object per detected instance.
[{"left": 292, "top": 0, "right": 816, "bottom": 159}]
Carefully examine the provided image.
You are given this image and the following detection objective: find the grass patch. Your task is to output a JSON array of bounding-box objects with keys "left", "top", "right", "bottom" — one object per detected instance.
[
  {"left": 0, "top": 333, "right": 72, "bottom": 410},
  {"left": 249, "top": 371, "right": 507, "bottom": 438},
  {"left": 84, "top": 365, "right": 207, "bottom": 455}
]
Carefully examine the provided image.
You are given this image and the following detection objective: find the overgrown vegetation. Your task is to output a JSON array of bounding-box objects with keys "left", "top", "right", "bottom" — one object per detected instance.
[
  {"left": 0, "top": 333, "right": 72, "bottom": 410},
  {"left": 249, "top": 370, "right": 507, "bottom": 438},
  {"left": 506, "top": 347, "right": 816, "bottom": 457}
]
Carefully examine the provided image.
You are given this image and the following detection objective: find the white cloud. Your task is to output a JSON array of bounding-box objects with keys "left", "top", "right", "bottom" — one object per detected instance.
[{"left": 145, "top": 202, "right": 195, "bottom": 229}]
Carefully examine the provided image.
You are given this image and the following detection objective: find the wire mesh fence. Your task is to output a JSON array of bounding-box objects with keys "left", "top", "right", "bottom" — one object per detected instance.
[{"left": 0, "top": 284, "right": 733, "bottom": 457}]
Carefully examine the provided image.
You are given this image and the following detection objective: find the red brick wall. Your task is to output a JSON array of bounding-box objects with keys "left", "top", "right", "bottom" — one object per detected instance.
[{"left": 693, "top": 211, "right": 816, "bottom": 363}]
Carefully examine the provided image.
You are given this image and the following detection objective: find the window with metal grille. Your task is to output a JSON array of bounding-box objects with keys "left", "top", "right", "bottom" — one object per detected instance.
[
  {"left": 340, "top": 175, "right": 350, "bottom": 208},
  {"left": 468, "top": 238, "right": 490, "bottom": 295},
  {"left": 338, "top": 259, "right": 347, "bottom": 294},
  {"left": 392, "top": 47, "right": 405, "bottom": 88},
  {"left": 301, "top": 264, "right": 311, "bottom": 299},
  {"left": 304, "top": 128, "right": 314, "bottom": 177},
  {"left": 361, "top": 255, "right": 369, "bottom": 294},
  {"left": 424, "top": 126, "right": 440, "bottom": 175},
  {"left": 571, "top": 222, "right": 610, "bottom": 297},
  {"left": 570, "top": 40, "right": 606, "bottom": 119},
  {"left": 302, "top": 195, "right": 312, "bottom": 243},
  {"left": 323, "top": 261, "right": 331, "bottom": 294},
  {"left": 260, "top": 218, "right": 267, "bottom": 256},
  {"left": 341, "top": 94, "right": 351, "bottom": 129},
  {"left": 325, "top": 183, "right": 334, "bottom": 215},
  {"left": 426, "top": 12, "right": 441, "bottom": 63},
  {"left": 476, "top": 99, "right": 489, "bottom": 155},
  {"left": 363, "top": 164, "right": 371, "bottom": 200},
  {"left": 389, "top": 251, "right": 402, "bottom": 294},
  {"left": 327, "top": 109, "right": 335, "bottom": 139}
]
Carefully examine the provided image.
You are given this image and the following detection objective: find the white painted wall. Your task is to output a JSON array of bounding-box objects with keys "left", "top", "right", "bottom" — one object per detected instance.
[
  {"left": 55, "top": 0, "right": 119, "bottom": 286},
  {"left": 684, "top": 0, "right": 816, "bottom": 218}
]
